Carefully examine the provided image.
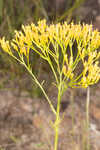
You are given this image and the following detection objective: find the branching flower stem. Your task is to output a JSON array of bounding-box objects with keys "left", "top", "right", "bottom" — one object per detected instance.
[
  {"left": 23, "top": 61, "right": 57, "bottom": 115},
  {"left": 54, "top": 76, "right": 63, "bottom": 150},
  {"left": 11, "top": 53, "right": 57, "bottom": 115}
]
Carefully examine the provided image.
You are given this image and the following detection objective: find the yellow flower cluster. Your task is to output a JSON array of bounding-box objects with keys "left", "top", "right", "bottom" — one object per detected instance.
[
  {"left": 0, "top": 20, "right": 100, "bottom": 88},
  {"left": 0, "top": 37, "right": 12, "bottom": 55}
]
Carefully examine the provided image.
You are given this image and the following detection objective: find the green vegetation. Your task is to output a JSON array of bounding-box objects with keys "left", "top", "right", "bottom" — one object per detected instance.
[{"left": 0, "top": 20, "right": 100, "bottom": 150}]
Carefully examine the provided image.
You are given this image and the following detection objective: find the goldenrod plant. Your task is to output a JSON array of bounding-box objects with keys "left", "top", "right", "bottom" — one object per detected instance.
[{"left": 0, "top": 20, "right": 100, "bottom": 150}]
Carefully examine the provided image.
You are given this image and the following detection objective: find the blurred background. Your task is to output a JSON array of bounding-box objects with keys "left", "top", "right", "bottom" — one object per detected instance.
[{"left": 0, "top": 0, "right": 100, "bottom": 97}]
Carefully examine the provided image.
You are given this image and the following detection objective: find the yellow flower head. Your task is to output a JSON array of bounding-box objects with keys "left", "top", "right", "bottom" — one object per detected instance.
[{"left": 0, "top": 20, "right": 100, "bottom": 88}]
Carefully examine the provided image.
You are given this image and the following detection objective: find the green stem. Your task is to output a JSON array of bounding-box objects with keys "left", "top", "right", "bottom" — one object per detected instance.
[
  {"left": 12, "top": 54, "right": 56, "bottom": 115},
  {"left": 54, "top": 82, "right": 62, "bottom": 150},
  {"left": 56, "top": 0, "right": 86, "bottom": 22},
  {"left": 48, "top": 58, "right": 59, "bottom": 84},
  {"left": 25, "top": 63, "right": 56, "bottom": 115},
  {"left": 86, "top": 87, "right": 90, "bottom": 128},
  {"left": 70, "top": 89, "right": 75, "bottom": 136},
  {"left": 86, "top": 86, "right": 90, "bottom": 150}
]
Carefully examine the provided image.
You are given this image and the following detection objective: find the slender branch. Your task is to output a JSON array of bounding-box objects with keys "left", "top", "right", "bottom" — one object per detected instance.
[
  {"left": 86, "top": 86, "right": 90, "bottom": 127},
  {"left": 11, "top": 53, "right": 56, "bottom": 115},
  {"left": 22, "top": 59, "right": 57, "bottom": 115},
  {"left": 54, "top": 75, "right": 62, "bottom": 150},
  {"left": 86, "top": 86, "right": 90, "bottom": 150}
]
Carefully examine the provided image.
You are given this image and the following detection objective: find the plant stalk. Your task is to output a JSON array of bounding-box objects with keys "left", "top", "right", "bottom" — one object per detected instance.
[
  {"left": 70, "top": 89, "right": 75, "bottom": 136},
  {"left": 86, "top": 86, "right": 90, "bottom": 150},
  {"left": 54, "top": 83, "right": 62, "bottom": 150}
]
